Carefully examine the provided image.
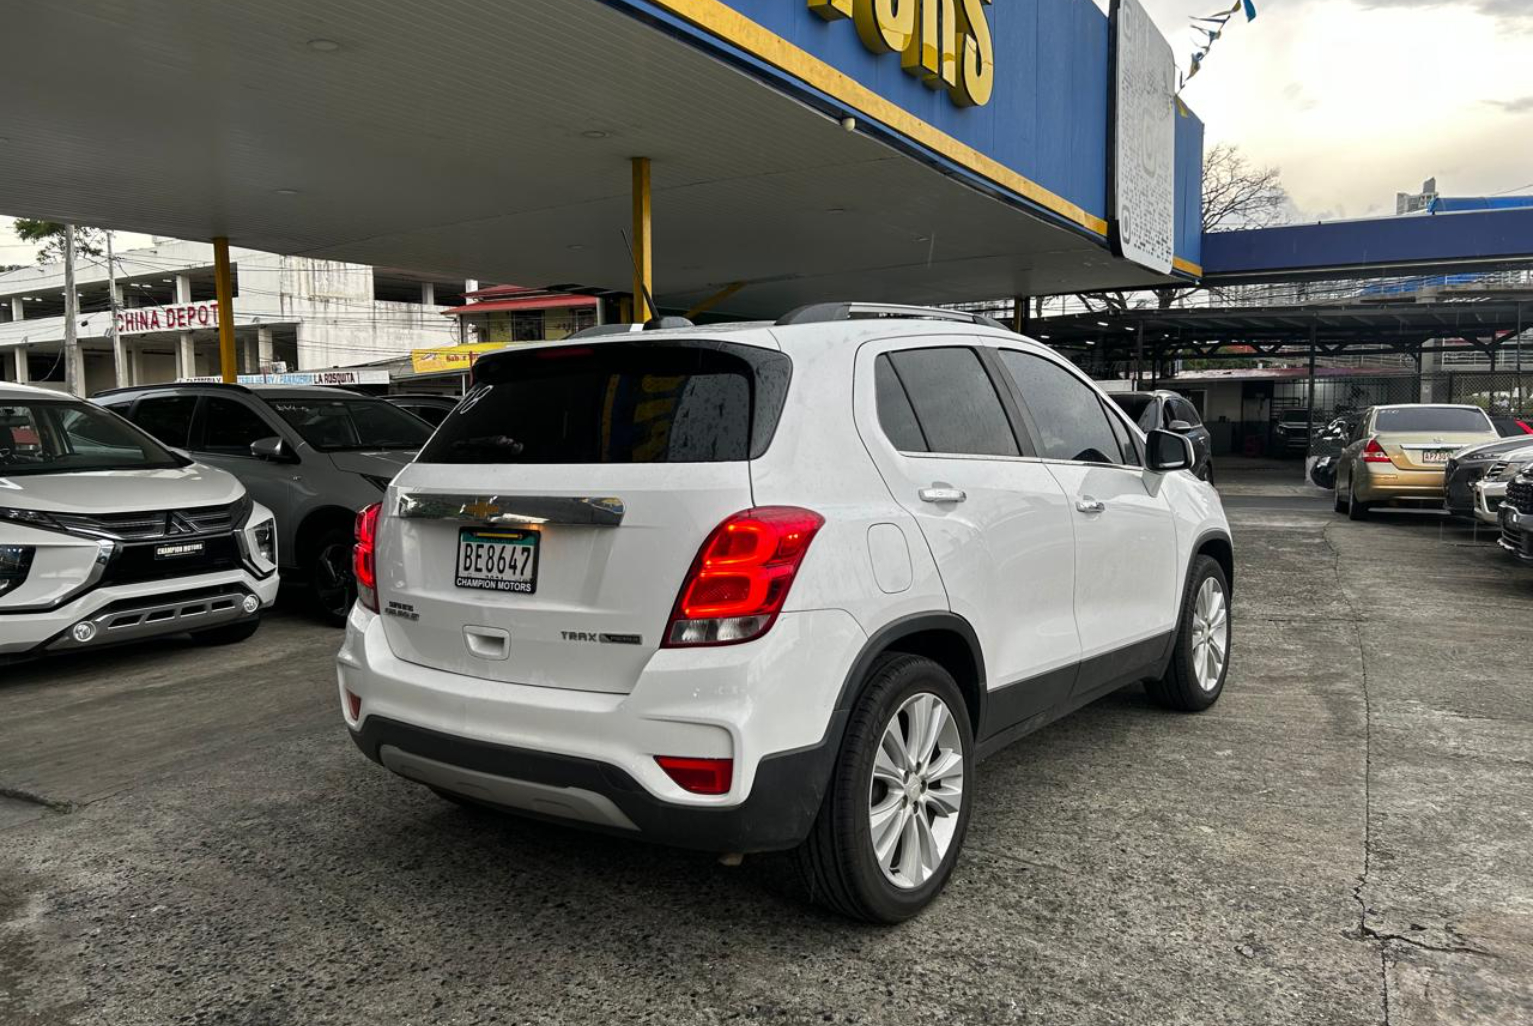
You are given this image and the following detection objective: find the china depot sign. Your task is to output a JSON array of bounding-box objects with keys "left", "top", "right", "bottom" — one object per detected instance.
[
  {"left": 810, "top": 0, "right": 995, "bottom": 107},
  {"left": 115, "top": 300, "right": 220, "bottom": 336}
]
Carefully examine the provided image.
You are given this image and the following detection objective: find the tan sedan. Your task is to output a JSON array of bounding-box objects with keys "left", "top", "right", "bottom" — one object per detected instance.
[{"left": 1334, "top": 404, "right": 1500, "bottom": 519}]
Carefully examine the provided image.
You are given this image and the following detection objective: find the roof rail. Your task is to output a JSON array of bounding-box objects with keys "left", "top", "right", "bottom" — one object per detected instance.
[
  {"left": 568, "top": 323, "right": 645, "bottom": 339},
  {"left": 90, "top": 381, "right": 251, "bottom": 399},
  {"left": 775, "top": 302, "right": 1007, "bottom": 330}
]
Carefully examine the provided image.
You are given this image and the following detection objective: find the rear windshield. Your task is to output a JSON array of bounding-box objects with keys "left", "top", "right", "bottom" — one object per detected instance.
[
  {"left": 417, "top": 340, "right": 791, "bottom": 465},
  {"left": 1374, "top": 407, "right": 1493, "bottom": 434}
]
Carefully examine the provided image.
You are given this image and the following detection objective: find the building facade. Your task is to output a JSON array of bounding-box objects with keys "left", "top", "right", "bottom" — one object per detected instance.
[{"left": 0, "top": 240, "right": 472, "bottom": 394}]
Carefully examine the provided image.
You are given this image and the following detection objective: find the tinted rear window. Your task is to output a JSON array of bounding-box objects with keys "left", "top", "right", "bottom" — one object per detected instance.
[
  {"left": 1374, "top": 407, "right": 1493, "bottom": 434},
  {"left": 417, "top": 340, "right": 790, "bottom": 465}
]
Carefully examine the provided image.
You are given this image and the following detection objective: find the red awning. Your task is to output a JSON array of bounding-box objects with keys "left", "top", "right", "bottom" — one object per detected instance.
[{"left": 444, "top": 295, "right": 598, "bottom": 316}]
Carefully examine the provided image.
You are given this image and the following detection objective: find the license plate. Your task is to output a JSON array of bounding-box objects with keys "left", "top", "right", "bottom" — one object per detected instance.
[
  {"left": 1421, "top": 449, "right": 1451, "bottom": 464},
  {"left": 455, "top": 528, "right": 538, "bottom": 594},
  {"left": 154, "top": 540, "right": 205, "bottom": 559}
]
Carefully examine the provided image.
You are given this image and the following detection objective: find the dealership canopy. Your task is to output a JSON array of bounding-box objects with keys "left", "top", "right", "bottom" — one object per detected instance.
[{"left": 0, "top": 0, "right": 1206, "bottom": 317}]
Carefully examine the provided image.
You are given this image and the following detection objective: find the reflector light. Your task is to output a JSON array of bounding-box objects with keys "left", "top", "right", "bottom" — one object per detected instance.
[
  {"left": 345, "top": 689, "right": 362, "bottom": 721},
  {"left": 655, "top": 756, "right": 733, "bottom": 795},
  {"left": 663, "top": 506, "right": 824, "bottom": 647},
  {"left": 354, "top": 502, "right": 382, "bottom": 612},
  {"left": 1362, "top": 438, "right": 1393, "bottom": 464}
]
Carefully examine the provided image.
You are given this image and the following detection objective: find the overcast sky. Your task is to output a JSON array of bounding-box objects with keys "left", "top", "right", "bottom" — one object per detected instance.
[
  {"left": 4, "top": 0, "right": 1530, "bottom": 264},
  {"left": 1126, "top": 0, "right": 1533, "bottom": 219}
]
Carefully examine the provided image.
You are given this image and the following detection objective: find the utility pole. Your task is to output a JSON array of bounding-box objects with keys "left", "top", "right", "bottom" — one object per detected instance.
[
  {"left": 63, "top": 224, "right": 81, "bottom": 396},
  {"left": 107, "top": 231, "right": 127, "bottom": 387}
]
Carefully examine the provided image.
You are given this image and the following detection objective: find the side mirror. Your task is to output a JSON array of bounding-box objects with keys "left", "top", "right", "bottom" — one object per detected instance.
[
  {"left": 250, "top": 436, "right": 294, "bottom": 462},
  {"left": 1146, "top": 428, "right": 1194, "bottom": 473},
  {"left": 1168, "top": 419, "right": 1194, "bottom": 434}
]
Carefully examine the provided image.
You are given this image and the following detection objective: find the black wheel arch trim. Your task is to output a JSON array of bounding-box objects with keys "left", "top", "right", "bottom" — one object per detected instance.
[
  {"left": 830, "top": 611, "right": 987, "bottom": 742},
  {"left": 1190, "top": 527, "right": 1235, "bottom": 597}
]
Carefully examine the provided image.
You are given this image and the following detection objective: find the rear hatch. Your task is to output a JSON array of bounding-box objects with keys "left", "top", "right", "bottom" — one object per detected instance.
[
  {"left": 1373, "top": 407, "right": 1498, "bottom": 471},
  {"left": 375, "top": 337, "right": 790, "bottom": 694}
]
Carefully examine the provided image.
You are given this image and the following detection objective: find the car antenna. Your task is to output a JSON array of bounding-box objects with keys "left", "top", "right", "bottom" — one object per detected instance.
[{"left": 619, "top": 229, "right": 683, "bottom": 330}]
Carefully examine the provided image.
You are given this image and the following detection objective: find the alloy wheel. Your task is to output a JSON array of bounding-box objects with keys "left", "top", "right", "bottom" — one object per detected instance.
[
  {"left": 867, "top": 692, "right": 966, "bottom": 890},
  {"left": 1190, "top": 576, "right": 1229, "bottom": 692}
]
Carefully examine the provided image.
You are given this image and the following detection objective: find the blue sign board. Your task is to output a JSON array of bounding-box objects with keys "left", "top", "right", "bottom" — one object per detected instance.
[{"left": 604, "top": 0, "right": 1203, "bottom": 273}]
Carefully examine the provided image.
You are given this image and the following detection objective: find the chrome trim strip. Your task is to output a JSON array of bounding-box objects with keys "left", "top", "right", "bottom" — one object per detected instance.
[{"left": 395, "top": 493, "right": 625, "bottom": 527}]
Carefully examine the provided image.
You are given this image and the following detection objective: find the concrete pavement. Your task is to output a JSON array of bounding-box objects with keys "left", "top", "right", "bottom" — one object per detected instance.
[{"left": 1, "top": 467, "right": 1530, "bottom": 1025}]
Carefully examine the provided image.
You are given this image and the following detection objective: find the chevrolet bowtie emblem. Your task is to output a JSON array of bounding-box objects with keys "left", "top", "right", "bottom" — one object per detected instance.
[{"left": 463, "top": 499, "right": 502, "bottom": 520}]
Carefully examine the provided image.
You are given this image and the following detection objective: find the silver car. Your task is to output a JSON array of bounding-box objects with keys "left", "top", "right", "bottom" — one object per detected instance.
[{"left": 95, "top": 384, "right": 433, "bottom": 623}]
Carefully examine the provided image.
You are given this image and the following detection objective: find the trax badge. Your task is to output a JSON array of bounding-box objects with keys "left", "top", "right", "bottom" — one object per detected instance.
[{"left": 560, "top": 630, "right": 642, "bottom": 646}]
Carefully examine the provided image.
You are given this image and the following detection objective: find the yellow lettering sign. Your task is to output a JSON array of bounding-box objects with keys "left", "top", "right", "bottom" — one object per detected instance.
[{"left": 811, "top": 0, "right": 993, "bottom": 107}]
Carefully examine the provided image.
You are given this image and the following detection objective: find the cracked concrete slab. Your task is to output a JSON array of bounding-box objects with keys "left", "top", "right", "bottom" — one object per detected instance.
[{"left": 0, "top": 463, "right": 1529, "bottom": 1025}]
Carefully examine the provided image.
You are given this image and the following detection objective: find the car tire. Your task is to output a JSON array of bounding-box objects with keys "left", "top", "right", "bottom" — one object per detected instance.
[
  {"left": 1145, "top": 555, "right": 1231, "bottom": 713},
  {"left": 1347, "top": 480, "right": 1370, "bottom": 521},
  {"left": 309, "top": 527, "right": 356, "bottom": 627},
  {"left": 797, "top": 654, "right": 974, "bottom": 924},
  {"left": 1334, "top": 484, "right": 1347, "bottom": 514},
  {"left": 188, "top": 619, "right": 261, "bottom": 646}
]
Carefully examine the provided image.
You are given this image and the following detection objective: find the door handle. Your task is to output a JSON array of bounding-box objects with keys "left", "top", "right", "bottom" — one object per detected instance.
[
  {"left": 1075, "top": 498, "right": 1106, "bottom": 515},
  {"left": 919, "top": 486, "right": 967, "bottom": 504}
]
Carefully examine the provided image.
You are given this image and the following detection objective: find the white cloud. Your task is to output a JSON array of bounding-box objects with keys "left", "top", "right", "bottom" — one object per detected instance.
[{"left": 1137, "top": 0, "right": 1533, "bottom": 218}]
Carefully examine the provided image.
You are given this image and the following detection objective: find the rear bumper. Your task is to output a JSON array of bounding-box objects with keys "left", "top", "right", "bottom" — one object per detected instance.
[
  {"left": 348, "top": 714, "right": 843, "bottom": 852},
  {"left": 335, "top": 604, "right": 868, "bottom": 852},
  {"left": 1355, "top": 464, "right": 1446, "bottom": 504},
  {"left": 1499, "top": 507, "right": 1533, "bottom": 563}
]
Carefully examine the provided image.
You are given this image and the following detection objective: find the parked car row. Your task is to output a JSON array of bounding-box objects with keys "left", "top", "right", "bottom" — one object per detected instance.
[
  {"left": 1316, "top": 401, "right": 1533, "bottom": 568},
  {"left": 96, "top": 383, "right": 436, "bottom": 623}
]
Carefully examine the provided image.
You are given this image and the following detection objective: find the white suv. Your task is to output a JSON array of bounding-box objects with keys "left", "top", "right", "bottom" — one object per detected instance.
[
  {"left": 337, "top": 304, "right": 1234, "bottom": 921},
  {"left": 0, "top": 383, "right": 280, "bottom": 659}
]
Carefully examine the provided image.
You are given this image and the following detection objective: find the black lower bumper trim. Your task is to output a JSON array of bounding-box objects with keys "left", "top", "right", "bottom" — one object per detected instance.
[{"left": 349, "top": 715, "right": 843, "bottom": 854}]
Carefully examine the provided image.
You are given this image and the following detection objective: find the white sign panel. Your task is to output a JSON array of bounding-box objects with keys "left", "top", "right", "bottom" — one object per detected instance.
[
  {"left": 1111, "top": 0, "right": 1177, "bottom": 276},
  {"left": 116, "top": 300, "right": 220, "bottom": 336},
  {"left": 178, "top": 369, "right": 391, "bottom": 387}
]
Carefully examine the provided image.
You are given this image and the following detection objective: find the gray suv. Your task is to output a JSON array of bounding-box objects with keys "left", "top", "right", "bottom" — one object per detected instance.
[{"left": 94, "top": 384, "right": 432, "bottom": 623}]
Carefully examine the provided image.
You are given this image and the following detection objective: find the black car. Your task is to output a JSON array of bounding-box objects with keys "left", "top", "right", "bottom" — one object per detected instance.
[
  {"left": 1498, "top": 467, "right": 1533, "bottom": 563},
  {"left": 384, "top": 393, "right": 459, "bottom": 427},
  {"left": 1110, "top": 390, "right": 1215, "bottom": 482},
  {"left": 1271, "top": 409, "right": 1314, "bottom": 456},
  {"left": 1444, "top": 436, "right": 1533, "bottom": 518},
  {"left": 1489, "top": 414, "right": 1533, "bottom": 438}
]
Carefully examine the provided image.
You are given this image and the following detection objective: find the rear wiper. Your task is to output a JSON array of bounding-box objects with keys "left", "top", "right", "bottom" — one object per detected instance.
[{"left": 451, "top": 435, "right": 524, "bottom": 455}]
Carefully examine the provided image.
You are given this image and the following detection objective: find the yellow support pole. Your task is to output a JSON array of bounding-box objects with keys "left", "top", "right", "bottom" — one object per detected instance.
[
  {"left": 213, "top": 237, "right": 237, "bottom": 383},
  {"left": 631, "top": 157, "right": 653, "bottom": 323},
  {"left": 684, "top": 281, "right": 746, "bottom": 321}
]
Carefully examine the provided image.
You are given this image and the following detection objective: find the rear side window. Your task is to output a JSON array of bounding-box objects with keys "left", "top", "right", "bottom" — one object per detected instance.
[
  {"left": 874, "top": 357, "right": 927, "bottom": 452},
  {"left": 1171, "top": 399, "right": 1202, "bottom": 426},
  {"left": 129, "top": 395, "right": 198, "bottom": 448},
  {"left": 998, "top": 350, "right": 1125, "bottom": 464},
  {"left": 881, "top": 348, "right": 1018, "bottom": 457},
  {"left": 418, "top": 340, "right": 790, "bottom": 465}
]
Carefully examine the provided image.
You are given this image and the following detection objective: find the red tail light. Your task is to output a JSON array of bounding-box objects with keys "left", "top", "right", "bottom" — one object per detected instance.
[
  {"left": 655, "top": 756, "right": 733, "bottom": 795},
  {"left": 663, "top": 506, "right": 825, "bottom": 647},
  {"left": 354, "top": 502, "right": 382, "bottom": 612},
  {"left": 1362, "top": 438, "right": 1393, "bottom": 464}
]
